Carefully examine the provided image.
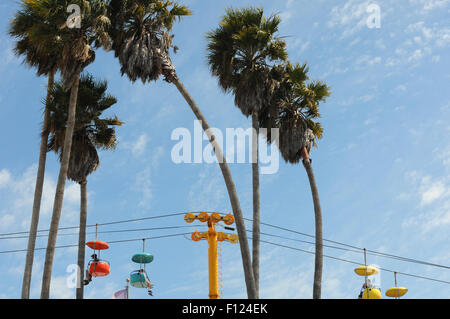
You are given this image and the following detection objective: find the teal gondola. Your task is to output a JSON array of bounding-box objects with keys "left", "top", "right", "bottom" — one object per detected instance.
[
  {"left": 132, "top": 253, "right": 154, "bottom": 264},
  {"left": 130, "top": 270, "right": 151, "bottom": 288},
  {"left": 130, "top": 240, "right": 154, "bottom": 296}
]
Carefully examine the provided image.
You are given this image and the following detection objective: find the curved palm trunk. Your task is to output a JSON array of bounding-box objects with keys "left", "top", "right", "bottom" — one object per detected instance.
[
  {"left": 21, "top": 71, "right": 55, "bottom": 299},
  {"left": 301, "top": 148, "right": 323, "bottom": 299},
  {"left": 251, "top": 112, "right": 260, "bottom": 298},
  {"left": 41, "top": 73, "right": 80, "bottom": 299},
  {"left": 76, "top": 179, "right": 87, "bottom": 299},
  {"left": 171, "top": 75, "right": 257, "bottom": 299}
]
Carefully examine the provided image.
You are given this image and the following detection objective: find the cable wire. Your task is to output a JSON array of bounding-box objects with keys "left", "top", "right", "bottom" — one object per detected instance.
[
  {"left": 244, "top": 218, "right": 450, "bottom": 271},
  {"left": 0, "top": 232, "right": 192, "bottom": 254},
  {"left": 0, "top": 225, "right": 206, "bottom": 240},
  {"left": 0, "top": 212, "right": 190, "bottom": 237},
  {"left": 257, "top": 239, "right": 450, "bottom": 285},
  {"left": 0, "top": 227, "right": 448, "bottom": 286},
  {"left": 1, "top": 213, "right": 448, "bottom": 270}
]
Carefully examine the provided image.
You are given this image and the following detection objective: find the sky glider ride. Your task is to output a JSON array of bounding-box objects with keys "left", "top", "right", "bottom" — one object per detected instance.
[
  {"left": 83, "top": 225, "right": 110, "bottom": 286},
  {"left": 130, "top": 239, "right": 154, "bottom": 296}
]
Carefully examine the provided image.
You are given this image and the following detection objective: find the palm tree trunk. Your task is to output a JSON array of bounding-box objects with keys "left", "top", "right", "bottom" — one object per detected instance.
[
  {"left": 251, "top": 112, "right": 260, "bottom": 298},
  {"left": 21, "top": 71, "right": 55, "bottom": 299},
  {"left": 301, "top": 148, "right": 323, "bottom": 299},
  {"left": 76, "top": 179, "right": 87, "bottom": 299},
  {"left": 41, "top": 73, "right": 80, "bottom": 299},
  {"left": 171, "top": 75, "right": 257, "bottom": 299}
]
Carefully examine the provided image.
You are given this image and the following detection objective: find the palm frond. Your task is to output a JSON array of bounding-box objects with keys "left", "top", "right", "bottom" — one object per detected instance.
[
  {"left": 206, "top": 7, "right": 287, "bottom": 117},
  {"left": 47, "top": 72, "right": 123, "bottom": 181}
]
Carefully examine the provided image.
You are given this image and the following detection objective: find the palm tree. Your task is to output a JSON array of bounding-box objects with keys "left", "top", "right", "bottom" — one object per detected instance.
[
  {"left": 26, "top": 0, "right": 112, "bottom": 298},
  {"left": 266, "top": 62, "right": 330, "bottom": 298},
  {"left": 47, "top": 74, "right": 122, "bottom": 299},
  {"left": 9, "top": 0, "right": 62, "bottom": 299},
  {"left": 206, "top": 7, "right": 288, "bottom": 297},
  {"left": 107, "top": 0, "right": 257, "bottom": 298}
]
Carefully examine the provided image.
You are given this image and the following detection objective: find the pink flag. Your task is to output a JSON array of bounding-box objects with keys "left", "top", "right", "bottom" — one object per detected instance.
[{"left": 111, "top": 288, "right": 128, "bottom": 299}]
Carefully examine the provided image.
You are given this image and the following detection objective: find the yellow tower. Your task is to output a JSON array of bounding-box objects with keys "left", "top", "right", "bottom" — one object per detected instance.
[{"left": 184, "top": 212, "right": 238, "bottom": 299}]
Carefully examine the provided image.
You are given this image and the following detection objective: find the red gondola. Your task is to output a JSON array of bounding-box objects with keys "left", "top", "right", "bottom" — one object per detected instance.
[{"left": 83, "top": 227, "right": 111, "bottom": 285}]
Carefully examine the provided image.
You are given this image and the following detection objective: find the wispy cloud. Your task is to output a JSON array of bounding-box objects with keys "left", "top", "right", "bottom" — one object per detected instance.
[
  {"left": 327, "top": 0, "right": 373, "bottom": 39},
  {"left": 127, "top": 134, "right": 149, "bottom": 158}
]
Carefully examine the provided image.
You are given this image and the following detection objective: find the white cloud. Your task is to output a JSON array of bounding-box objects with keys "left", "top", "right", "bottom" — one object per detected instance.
[
  {"left": 280, "top": 10, "right": 292, "bottom": 22},
  {"left": 401, "top": 171, "right": 450, "bottom": 233},
  {"left": 364, "top": 117, "right": 377, "bottom": 126},
  {"left": 134, "top": 167, "right": 152, "bottom": 208},
  {"left": 403, "top": 199, "right": 450, "bottom": 233},
  {"left": 50, "top": 276, "right": 76, "bottom": 299},
  {"left": 152, "top": 104, "right": 176, "bottom": 123},
  {"left": 393, "top": 84, "right": 407, "bottom": 93},
  {"left": 408, "top": 49, "right": 424, "bottom": 62},
  {"left": 433, "top": 145, "right": 450, "bottom": 168},
  {"left": 435, "top": 27, "right": 450, "bottom": 47},
  {"left": 131, "top": 134, "right": 149, "bottom": 157},
  {"left": 337, "top": 94, "right": 375, "bottom": 107},
  {"left": 420, "top": 179, "right": 447, "bottom": 206},
  {"left": 151, "top": 146, "right": 165, "bottom": 168},
  {"left": 0, "top": 169, "right": 11, "bottom": 188},
  {"left": 327, "top": 0, "right": 374, "bottom": 38},
  {"left": 355, "top": 55, "right": 382, "bottom": 68},
  {"left": 299, "top": 40, "right": 310, "bottom": 53},
  {"left": 64, "top": 183, "right": 81, "bottom": 205},
  {"left": 409, "top": 0, "right": 450, "bottom": 11},
  {"left": 0, "top": 212, "right": 15, "bottom": 230},
  {"left": 0, "top": 164, "right": 82, "bottom": 233},
  {"left": 187, "top": 166, "right": 227, "bottom": 212},
  {"left": 422, "top": 201, "right": 450, "bottom": 231},
  {"left": 431, "top": 55, "right": 440, "bottom": 62}
]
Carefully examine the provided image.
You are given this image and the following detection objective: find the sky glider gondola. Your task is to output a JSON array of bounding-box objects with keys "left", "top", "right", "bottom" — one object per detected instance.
[
  {"left": 356, "top": 249, "right": 382, "bottom": 299},
  {"left": 130, "top": 239, "right": 154, "bottom": 296},
  {"left": 385, "top": 272, "right": 408, "bottom": 298},
  {"left": 83, "top": 226, "right": 110, "bottom": 286}
]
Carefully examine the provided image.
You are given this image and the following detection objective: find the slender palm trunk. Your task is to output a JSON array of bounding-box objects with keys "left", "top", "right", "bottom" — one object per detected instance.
[
  {"left": 301, "top": 148, "right": 323, "bottom": 299},
  {"left": 76, "top": 179, "right": 87, "bottom": 299},
  {"left": 251, "top": 112, "right": 260, "bottom": 298},
  {"left": 41, "top": 73, "right": 80, "bottom": 299},
  {"left": 171, "top": 75, "right": 257, "bottom": 299},
  {"left": 21, "top": 71, "right": 55, "bottom": 299}
]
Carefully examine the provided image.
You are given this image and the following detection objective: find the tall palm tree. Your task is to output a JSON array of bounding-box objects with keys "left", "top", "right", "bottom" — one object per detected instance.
[
  {"left": 47, "top": 74, "right": 122, "bottom": 299},
  {"left": 206, "top": 7, "right": 287, "bottom": 297},
  {"left": 107, "top": 0, "right": 257, "bottom": 298},
  {"left": 266, "top": 62, "right": 330, "bottom": 299},
  {"left": 26, "top": 0, "right": 112, "bottom": 298},
  {"left": 9, "top": 0, "right": 62, "bottom": 299}
]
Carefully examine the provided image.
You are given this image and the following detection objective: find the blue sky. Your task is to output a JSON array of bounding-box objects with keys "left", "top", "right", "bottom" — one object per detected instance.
[{"left": 0, "top": 0, "right": 449, "bottom": 299}]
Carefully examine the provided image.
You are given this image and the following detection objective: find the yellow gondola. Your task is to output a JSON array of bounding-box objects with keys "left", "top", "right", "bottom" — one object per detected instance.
[
  {"left": 354, "top": 265, "right": 379, "bottom": 276},
  {"left": 386, "top": 287, "right": 408, "bottom": 298},
  {"left": 361, "top": 288, "right": 382, "bottom": 299},
  {"left": 355, "top": 249, "right": 382, "bottom": 299},
  {"left": 385, "top": 273, "right": 408, "bottom": 298}
]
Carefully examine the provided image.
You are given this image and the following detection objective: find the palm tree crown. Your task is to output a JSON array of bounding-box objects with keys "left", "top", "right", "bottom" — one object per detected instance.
[
  {"left": 264, "top": 62, "right": 330, "bottom": 162},
  {"left": 108, "top": 0, "right": 191, "bottom": 83},
  {"left": 206, "top": 7, "right": 287, "bottom": 117},
  {"left": 9, "top": 0, "right": 61, "bottom": 77},
  {"left": 27, "top": 0, "right": 112, "bottom": 89},
  {"left": 47, "top": 73, "right": 123, "bottom": 183}
]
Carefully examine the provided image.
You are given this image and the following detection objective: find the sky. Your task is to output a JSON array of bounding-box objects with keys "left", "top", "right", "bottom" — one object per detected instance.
[{"left": 0, "top": 0, "right": 449, "bottom": 299}]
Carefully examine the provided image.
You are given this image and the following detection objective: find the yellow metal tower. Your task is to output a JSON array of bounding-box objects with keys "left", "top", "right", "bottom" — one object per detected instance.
[{"left": 184, "top": 212, "right": 238, "bottom": 299}]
